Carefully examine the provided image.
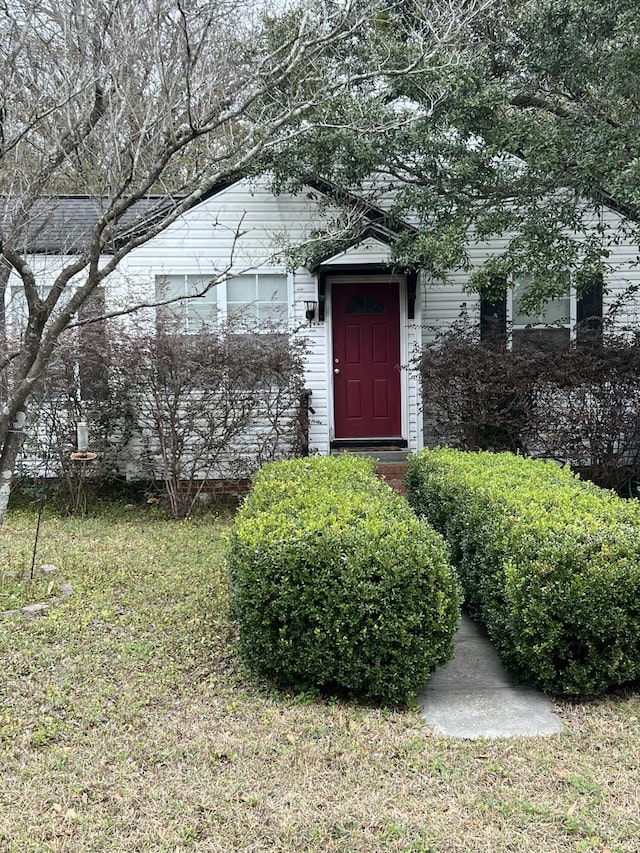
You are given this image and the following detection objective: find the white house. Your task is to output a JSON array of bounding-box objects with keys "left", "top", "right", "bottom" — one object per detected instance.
[
  {"left": 8, "top": 175, "right": 640, "bottom": 480},
  {"left": 105, "top": 176, "right": 422, "bottom": 458}
]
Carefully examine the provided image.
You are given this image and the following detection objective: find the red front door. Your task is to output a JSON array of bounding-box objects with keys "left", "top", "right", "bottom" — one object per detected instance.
[{"left": 332, "top": 282, "right": 402, "bottom": 439}]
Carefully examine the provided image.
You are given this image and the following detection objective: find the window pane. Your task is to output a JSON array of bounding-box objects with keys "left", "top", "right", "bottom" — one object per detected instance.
[
  {"left": 257, "top": 275, "right": 287, "bottom": 302},
  {"left": 156, "top": 275, "right": 185, "bottom": 328},
  {"left": 186, "top": 275, "right": 217, "bottom": 300},
  {"left": 186, "top": 276, "right": 218, "bottom": 329},
  {"left": 259, "top": 303, "right": 288, "bottom": 324},
  {"left": 542, "top": 297, "right": 570, "bottom": 324},
  {"left": 188, "top": 299, "right": 218, "bottom": 327},
  {"left": 513, "top": 276, "right": 570, "bottom": 326},
  {"left": 157, "top": 275, "right": 186, "bottom": 300},
  {"left": 346, "top": 294, "right": 386, "bottom": 315},
  {"left": 229, "top": 302, "right": 258, "bottom": 321},
  {"left": 227, "top": 275, "right": 256, "bottom": 303},
  {"left": 156, "top": 274, "right": 219, "bottom": 331}
]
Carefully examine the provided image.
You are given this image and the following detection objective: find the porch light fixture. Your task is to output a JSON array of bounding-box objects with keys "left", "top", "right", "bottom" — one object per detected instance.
[{"left": 304, "top": 300, "right": 318, "bottom": 325}]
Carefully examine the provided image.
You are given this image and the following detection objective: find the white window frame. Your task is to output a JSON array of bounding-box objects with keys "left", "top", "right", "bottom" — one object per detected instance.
[
  {"left": 155, "top": 270, "right": 292, "bottom": 333},
  {"left": 155, "top": 273, "right": 219, "bottom": 334}
]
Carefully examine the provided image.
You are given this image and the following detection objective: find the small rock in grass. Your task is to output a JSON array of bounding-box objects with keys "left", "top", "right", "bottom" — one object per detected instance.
[
  {"left": 60, "top": 583, "right": 73, "bottom": 598},
  {"left": 22, "top": 603, "right": 49, "bottom": 617},
  {"left": 40, "top": 564, "right": 58, "bottom": 576}
]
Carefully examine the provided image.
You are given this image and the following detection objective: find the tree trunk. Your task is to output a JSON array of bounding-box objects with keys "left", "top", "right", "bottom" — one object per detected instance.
[{"left": 0, "top": 408, "right": 26, "bottom": 529}]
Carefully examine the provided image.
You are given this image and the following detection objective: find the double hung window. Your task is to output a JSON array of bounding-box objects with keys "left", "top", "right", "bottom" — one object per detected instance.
[
  {"left": 155, "top": 272, "right": 289, "bottom": 332},
  {"left": 226, "top": 273, "right": 288, "bottom": 326}
]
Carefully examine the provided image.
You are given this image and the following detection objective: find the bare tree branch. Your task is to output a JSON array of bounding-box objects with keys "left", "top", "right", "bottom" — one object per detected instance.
[{"left": 0, "top": 0, "right": 489, "bottom": 527}]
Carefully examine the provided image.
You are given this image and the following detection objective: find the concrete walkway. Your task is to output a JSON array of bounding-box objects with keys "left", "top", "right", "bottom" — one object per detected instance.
[{"left": 418, "top": 614, "right": 565, "bottom": 739}]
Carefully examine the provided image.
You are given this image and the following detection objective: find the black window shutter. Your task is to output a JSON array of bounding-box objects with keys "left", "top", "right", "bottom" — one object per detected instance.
[
  {"left": 480, "top": 289, "right": 507, "bottom": 343},
  {"left": 577, "top": 274, "right": 603, "bottom": 342}
]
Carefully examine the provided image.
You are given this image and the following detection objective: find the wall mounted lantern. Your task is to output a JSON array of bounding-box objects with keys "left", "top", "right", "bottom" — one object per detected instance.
[{"left": 304, "top": 300, "right": 318, "bottom": 325}]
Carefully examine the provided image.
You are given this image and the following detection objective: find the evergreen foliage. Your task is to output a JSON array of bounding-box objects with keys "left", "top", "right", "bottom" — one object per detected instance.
[
  {"left": 406, "top": 448, "right": 640, "bottom": 695},
  {"left": 227, "top": 455, "right": 460, "bottom": 704},
  {"left": 268, "top": 0, "right": 640, "bottom": 311}
]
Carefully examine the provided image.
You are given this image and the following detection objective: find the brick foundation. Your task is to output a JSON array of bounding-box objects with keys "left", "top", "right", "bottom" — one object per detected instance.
[
  {"left": 181, "top": 479, "right": 251, "bottom": 498},
  {"left": 375, "top": 462, "right": 407, "bottom": 495},
  {"left": 178, "top": 462, "right": 408, "bottom": 499}
]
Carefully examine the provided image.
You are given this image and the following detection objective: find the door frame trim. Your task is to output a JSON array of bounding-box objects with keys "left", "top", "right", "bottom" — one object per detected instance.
[{"left": 326, "top": 273, "right": 408, "bottom": 442}]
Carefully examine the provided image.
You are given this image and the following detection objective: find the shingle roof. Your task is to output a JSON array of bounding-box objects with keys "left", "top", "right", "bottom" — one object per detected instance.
[
  {"left": 1, "top": 195, "right": 180, "bottom": 255},
  {"left": 1, "top": 180, "right": 239, "bottom": 255}
]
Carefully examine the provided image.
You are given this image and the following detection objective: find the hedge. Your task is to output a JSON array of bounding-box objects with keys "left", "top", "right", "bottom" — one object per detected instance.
[
  {"left": 227, "top": 455, "right": 461, "bottom": 705},
  {"left": 405, "top": 448, "right": 640, "bottom": 695}
]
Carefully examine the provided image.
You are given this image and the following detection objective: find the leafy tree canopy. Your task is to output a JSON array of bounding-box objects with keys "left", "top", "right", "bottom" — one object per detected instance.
[{"left": 266, "top": 0, "right": 640, "bottom": 310}]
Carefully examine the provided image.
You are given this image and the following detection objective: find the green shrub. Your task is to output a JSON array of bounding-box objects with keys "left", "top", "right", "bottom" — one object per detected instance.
[
  {"left": 227, "top": 455, "right": 460, "bottom": 704},
  {"left": 406, "top": 448, "right": 640, "bottom": 695}
]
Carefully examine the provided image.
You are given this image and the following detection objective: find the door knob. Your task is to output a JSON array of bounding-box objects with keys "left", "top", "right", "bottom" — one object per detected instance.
[{"left": 334, "top": 368, "right": 340, "bottom": 374}]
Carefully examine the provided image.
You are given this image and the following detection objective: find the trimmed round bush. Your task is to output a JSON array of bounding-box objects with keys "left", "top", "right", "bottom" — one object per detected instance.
[
  {"left": 227, "top": 455, "right": 460, "bottom": 705},
  {"left": 406, "top": 448, "right": 640, "bottom": 695}
]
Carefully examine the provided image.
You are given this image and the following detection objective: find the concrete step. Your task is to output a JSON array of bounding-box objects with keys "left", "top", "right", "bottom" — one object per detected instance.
[
  {"left": 331, "top": 449, "right": 409, "bottom": 463},
  {"left": 329, "top": 448, "right": 408, "bottom": 493}
]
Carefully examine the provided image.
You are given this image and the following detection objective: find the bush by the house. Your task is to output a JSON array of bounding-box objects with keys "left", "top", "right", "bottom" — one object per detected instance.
[
  {"left": 227, "top": 455, "right": 461, "bottom": 705},
  {"left": 16, "top": 305, "right": 136, "bottom": 513},
  {"left": 120, "top": 318, "right": 306, "bottom": 518},
  {"left": 406, "top": 448, "right": 640, "bottom": 695},
  {"left": 417, "top": 324, "right": 640, "bottom": 493},
  {"left": 16, "top": 314, "right": 306, "bottom": 518}
]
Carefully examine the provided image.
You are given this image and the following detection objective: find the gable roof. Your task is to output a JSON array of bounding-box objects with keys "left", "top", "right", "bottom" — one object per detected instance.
[
  {"left": 2, "top": 175, "right": 417, "bottom": 259},
  {"left": 304, "top": 178, "right": 418, "bottom": 271},
  {"left": 3, "top": 196, "right": 170, "bottom": 255}
]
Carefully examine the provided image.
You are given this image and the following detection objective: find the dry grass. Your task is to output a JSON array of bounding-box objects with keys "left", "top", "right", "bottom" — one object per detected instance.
[{"left": 1, "top": 504, "right": 639, "bottom": 853}]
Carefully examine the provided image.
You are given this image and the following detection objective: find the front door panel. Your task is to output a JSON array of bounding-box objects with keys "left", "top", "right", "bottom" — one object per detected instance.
[{"left": 332, "top": 282, "right": 401, "bottom": 439}]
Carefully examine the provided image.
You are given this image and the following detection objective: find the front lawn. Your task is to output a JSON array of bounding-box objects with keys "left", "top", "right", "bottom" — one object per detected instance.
[{"left": 1, "top": 505, "right": 639, "bottom": 852}]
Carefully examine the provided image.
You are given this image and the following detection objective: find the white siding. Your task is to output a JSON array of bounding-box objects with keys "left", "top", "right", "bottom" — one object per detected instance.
[
  {"left": 420, "top": 213, "right": 640, "bottom": 347},
  {"left": 292, "top": 267, "right": 332, "bottom": 455},
  {"left": 421, "top": 276, "right": 481, "bottom": 344},
  {"left": 118, "top": 178, "right": 422, "bottom": 454},
  {"left": 121, "top": 177, "right": 345, "bottom": 280},
  {"left": 322, "top": 237, "right": 393, "bottom": 266},
  {"left": 599, "top": 209, "right": 640, "bottom": 329}
]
